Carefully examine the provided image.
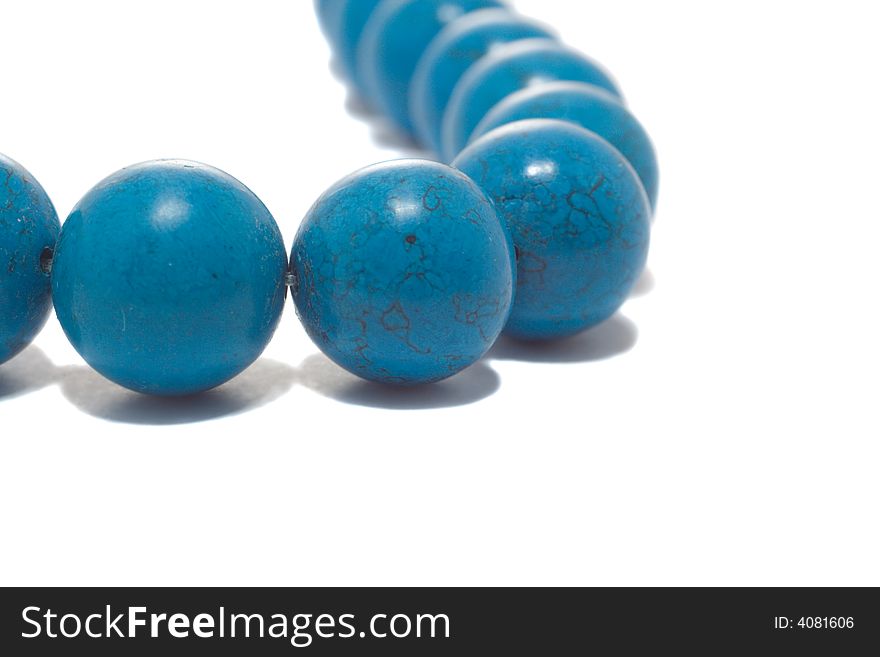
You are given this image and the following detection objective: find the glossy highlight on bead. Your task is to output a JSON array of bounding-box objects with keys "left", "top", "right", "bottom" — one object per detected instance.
[
  {"left": 0, "top": 154, "right": 60, "bottom": 365},
  {"left": 51, "top": 160, "right": 288, "bottom": 396},
  {"left": 454, "top": 120, "right": 650, "bottom": 340},
  {"left": 441, "top": 38, "right": 622, "bottom": 160},
  {"left": 409, "top": 8, "right": 555, "bottom": 154},
  {"left": 290, "top": 159, "right": 515, "bottom": 384},
  {"left": 471, "top": 81, "right": 659, "bottom": 210}
]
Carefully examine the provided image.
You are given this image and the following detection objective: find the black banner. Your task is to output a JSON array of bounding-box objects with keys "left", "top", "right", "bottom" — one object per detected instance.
[{"left": 1, "top": 588, "right": 877, "bottom": 654}]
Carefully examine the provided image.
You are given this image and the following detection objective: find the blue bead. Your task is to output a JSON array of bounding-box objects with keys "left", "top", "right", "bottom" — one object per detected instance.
[
  {"left": 334, "top": 0, "right": 384, "bottom": 97},
  {"left": 409, "top": 8, "right": 554, "bottom": 154},
  {"left": 442, "top": 39, "right": 622, "bottom": 160},
  {"left": 0, "top": 154, "right": 60, "bottom": 365},
  {"left": 357, "top": 0, "right": 503, "bottom": 137},
  {"left": 52, "top": 160, "right": 287, "bottom": 396},
  {"left": 314, "top": 0, "right": 346, "bottom": 41},
  {"left": 453, "top": 120, "right": 649, "bottom": 340},
  {"left": 471, "top": 81, "right": 659, "bottom": 210},
  {"left": 291, "top": 160, "right": 515, "bottom": 384}
]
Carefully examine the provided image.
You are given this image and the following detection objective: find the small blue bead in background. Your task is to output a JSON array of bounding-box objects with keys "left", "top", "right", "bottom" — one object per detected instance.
[
  {"left": 291, "top": 159, "right": 515, "bottom": 384},
  {"left": 454, "top": 120, "right": 650, "bottom": 340},
  {"left": 409, "top": 7, "right": 555, "bottom": 154},
  {"left": 333, "top": 0, "right": 384, "bottom": 98},
  {"left": 442, "top": 38, "right": 622, "bottom": 160},
  {"left": 357, "top": 0, "right": 504, "bottom": 137},
  {"left": 0, "top": 154, "right": 60, "bottom": 365},
  {"left": 52, "top": 160, "right": 288, "bottom": 396},
  {"left": 471, "top": 81, "right": 659, "bottom": 211},
  {"left": 314, "top": 0, "right": 346, "bottom": 41}
]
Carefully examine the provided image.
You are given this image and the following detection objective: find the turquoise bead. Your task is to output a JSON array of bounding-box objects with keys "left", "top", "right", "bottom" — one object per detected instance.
[
  {"left": 357, "top": 0, "right": 503, "bottom": 137},
  {"left": 52, "top": 160, "right": 287, "bottom": 396},
  {"left": 471, "top": 81, "right": 659, "bottom": 210},
  {"left": 409, "top": 8, "right": 554, "bottom": 154},
  {"left": 454, "top": 120, "right": 649, "bottom": 340},
  {"left": 333, "top": 0, "right": 384, "bottom": 98},
  {"left": 442, "top": 39, "right": 622, "bottom": 160},
  {"left": 291, "top": 160, "right": 515, "bottom": 384},
  {"left": 0, "top": 154, "right": 60, "bottom": 365},
  {"left": 314, "top": 0, "right": 346, "bottom": 41}
]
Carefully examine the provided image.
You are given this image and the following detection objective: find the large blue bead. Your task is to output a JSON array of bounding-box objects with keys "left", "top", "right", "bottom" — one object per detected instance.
[
  {"left": 0, "top": 154, "right": 60, "bottom": 365},
  {"left": 409, "top": 8, "right": 554, "bottom": 154},
  {"left": 471, "top": 81, "right": 659, "bottom": 210},
  {"left": 333, "top": 0, "right": 384, "bottom": 97},
  {"left": 454, "top": 120, "right": 649, "bottom": 340},
  {"left": 357, "top": 0, "right": 503, "bottom": 137},
  {"left": 442, "top": 39, "right": 622, "bottom": 160},
  {"left": 291, "top": 160, "right": 515, "bottom": 384},
  {"left": 52, "top": 160, "right": 287, "bottom": 396}
]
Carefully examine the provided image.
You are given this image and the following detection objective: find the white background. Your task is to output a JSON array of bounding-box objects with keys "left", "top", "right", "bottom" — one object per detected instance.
[{"left": 1, "top": 0, "right": 878, "bottom": 586}]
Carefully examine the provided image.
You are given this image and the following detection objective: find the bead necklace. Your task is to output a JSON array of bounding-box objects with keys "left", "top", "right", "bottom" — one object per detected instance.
[{"left": 0, "top": 0, "right": 656, "bottom": 396}]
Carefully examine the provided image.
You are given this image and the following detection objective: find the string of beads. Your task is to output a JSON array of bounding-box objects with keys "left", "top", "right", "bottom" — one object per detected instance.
[{"left": 0, "top": 1, "right": 656, "bottom": 395}]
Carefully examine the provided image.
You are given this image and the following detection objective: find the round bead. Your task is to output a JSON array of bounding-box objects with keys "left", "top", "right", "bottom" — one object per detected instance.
[
  {"left": 290, "top": 160, "right": 515, "bottom": 384},
  {"left": 409, "top": 8, "right": 554, "bottom": 154},
  {"left": 441, "top": 38, "right": 622, "bottom": 160},
  {"left": 314, "top": 0, "right": 346, "bottom": 41},
  {"left": 471, "top": 81, "right": 659, "bottom": 210},
  {"left": 453, "top": 120, "right": 649, "bottom": 340},
  {"left": 0, "top": 154, "right": 60, "bottom": 365},
  {"left": 52, "top": 160, "right": 287, "bottom": 396},
  {"left": 357, "top": 0, "right": 503, "bottom": 137},
  {"left": 334, "top": 0, "right": 384, "bottom": 97}
]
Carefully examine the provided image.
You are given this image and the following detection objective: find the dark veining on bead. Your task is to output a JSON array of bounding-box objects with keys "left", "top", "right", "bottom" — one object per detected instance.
[
  {"left": 453, "top": 120, "right": 649, "bottom": 340},
  {"left": 290, "top": 160, "right": 515, "bottom": 384}
]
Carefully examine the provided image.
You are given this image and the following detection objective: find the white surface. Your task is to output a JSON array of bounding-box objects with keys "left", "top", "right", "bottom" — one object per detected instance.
[{"left": 1, "top": 0, "right": 878, "bottom": 586}]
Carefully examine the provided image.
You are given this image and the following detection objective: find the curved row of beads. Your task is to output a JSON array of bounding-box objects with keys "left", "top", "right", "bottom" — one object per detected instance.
[
  {"left": 311, "top": 3, "right": 656, "bottom": 344},
  {"left": 0, "top": 1, "right": 655, "bottom": 397},
  {"left": 315, "top": 0, "right": 658, "bottom": 209}
]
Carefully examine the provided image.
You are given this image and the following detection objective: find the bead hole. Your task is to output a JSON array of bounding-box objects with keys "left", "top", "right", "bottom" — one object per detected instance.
[{"left": 39, "top": 246, "right": 54, "bottom": 274}]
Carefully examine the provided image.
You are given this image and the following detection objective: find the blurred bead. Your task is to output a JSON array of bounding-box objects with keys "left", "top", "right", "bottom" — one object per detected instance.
[
  {"left": 291, "top": 160, "right": 515, "bottom": 384},
  {"left": 335, "top": 0, "right": 384, "bottom": 98},
  {"left": 454, "top": 120, "right": 649, "bottom": 340},
  {"left": 472, "top": 81, "right": 659, "bottom": 210},
  {"left": 410, "top": 8, "right": 554, "bottom": 154},
  {"left": 314, "top": 0, "right": 346, "bottom": 41},
  {"left": 0, "top": 154, "right": 60, "bottom": 365},
  {"left": 52, "top": 160, "right": 287, "bottom": 396},
  {"left": 442, "top": 39, "right": 622, "bottom": 160},
  {"left": 357, "top": 0, "right": 503, "bottom": 137}
]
